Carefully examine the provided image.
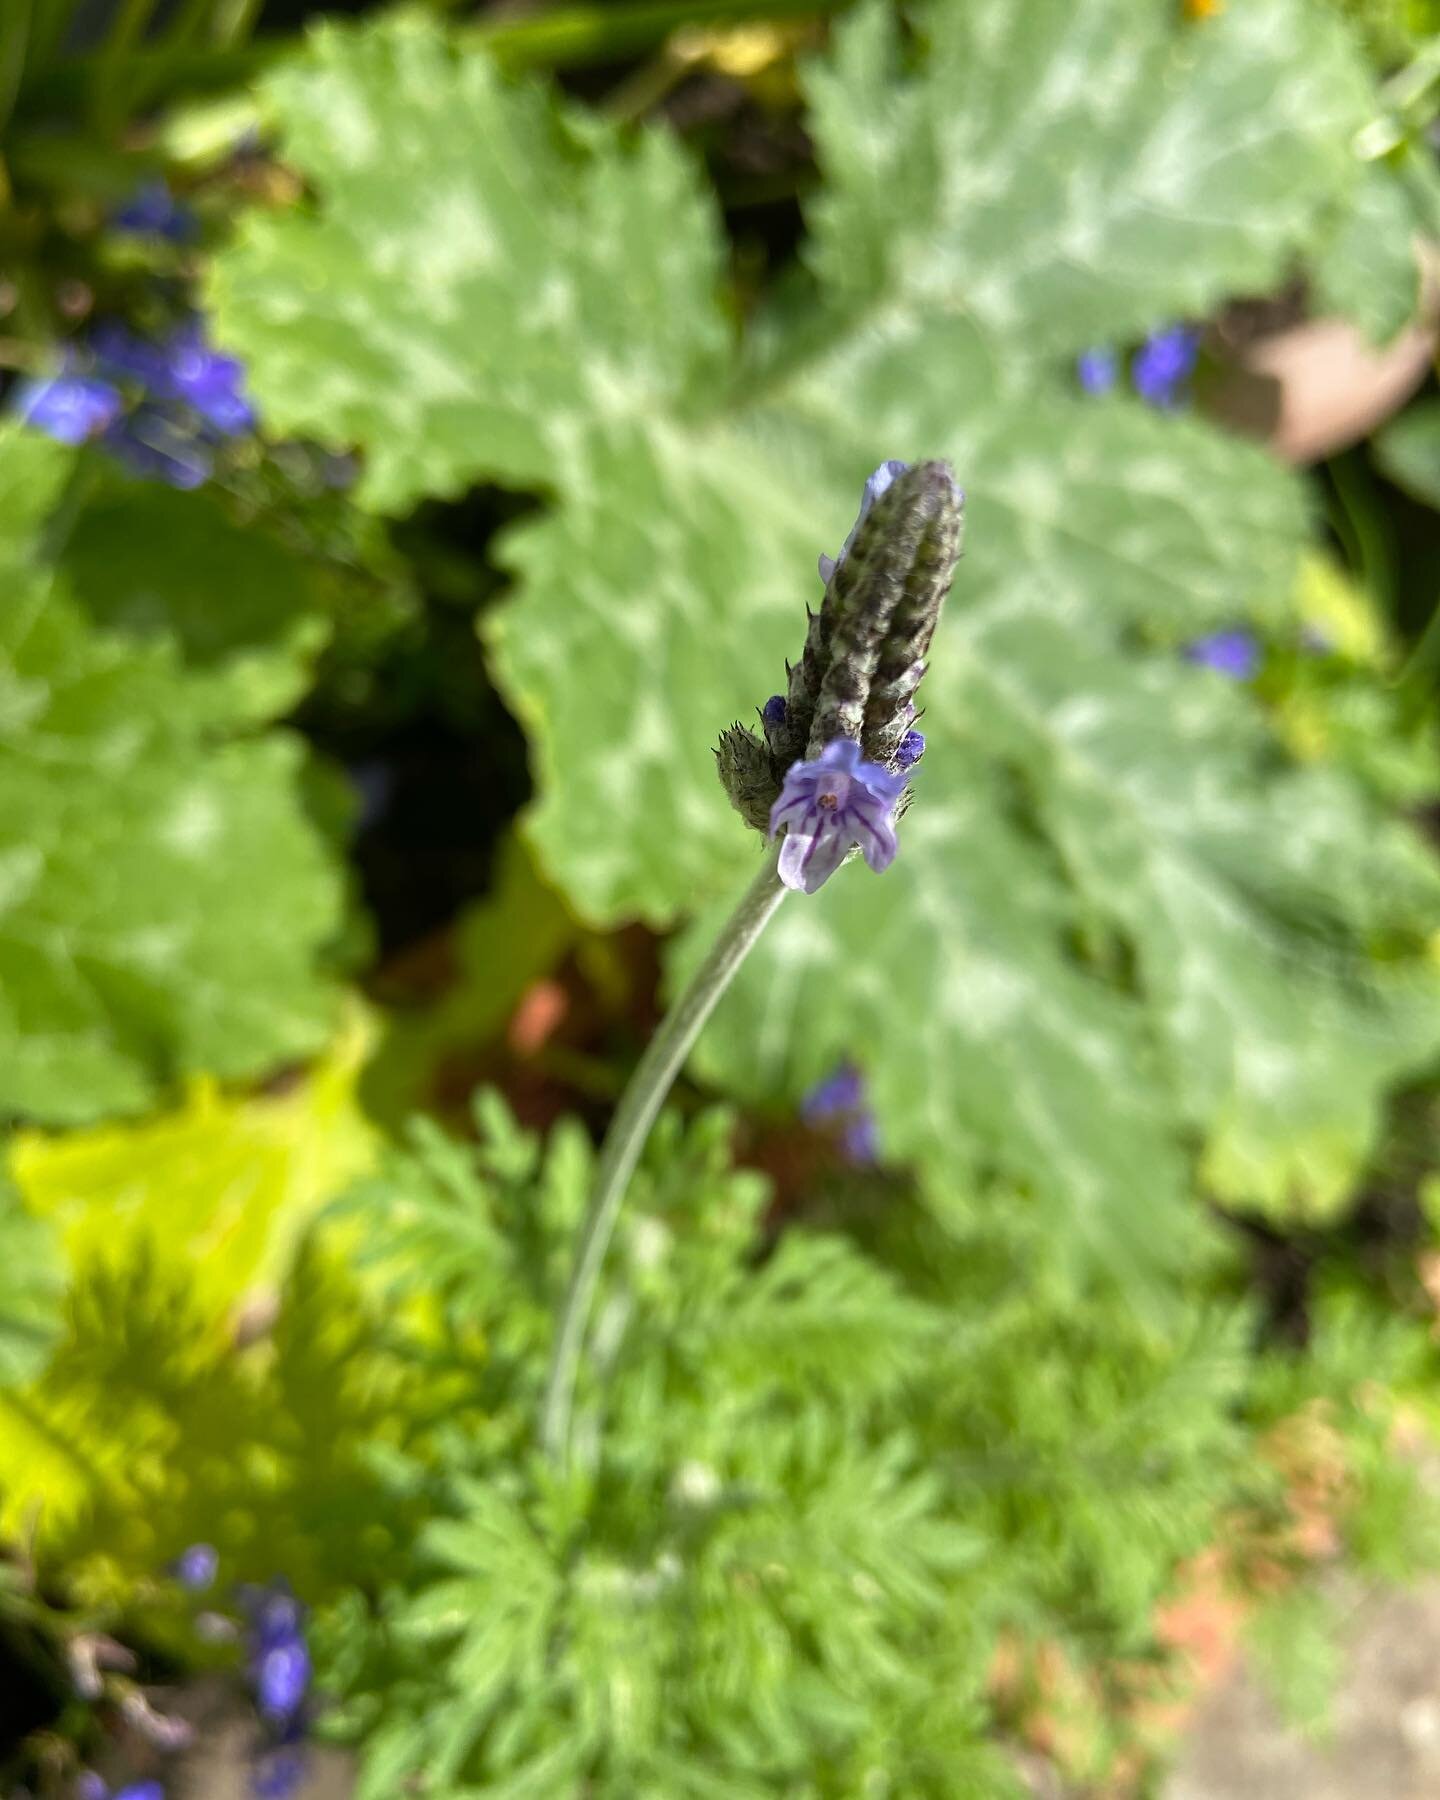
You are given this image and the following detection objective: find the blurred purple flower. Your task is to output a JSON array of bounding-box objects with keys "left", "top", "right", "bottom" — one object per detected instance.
[
  {"left": 819, "top": 459, "right": 910, "bottom": 585},
  {"left": 241, "top": 1580, "right": 305, "bottom": 1651},
  {"left": 12, "top": 371, "right": 122, "bottom": 444},
  {"left": 1185, "top": 628, "right": 1260, "bottom": 680},
  {"left": 116, "top": 1785, "right": 165, "bottom": 1800},
  {"left": 160, "top": 322, "right": 255, "bottom": 436},
  {"left": 802, "top": 1061, "right": 879, "bottom": 1168},
  {"left": 768, "top": 738, "right": 908, "bottom": 894},
  {"left": 840, "top": 1112, "right": 879, "bottom": 1166},
  {"left": 242, "top": 1580, "right": 311, "bottom": 1731},
  {"left": 105, "top": 409, "right": 212, "bottom": 489},
  {"left": 1132, "top": 325, "right": 1199, "bottom": 408},
  {"left": 256, "top": 1639, "right": 310, "bottom": 1724},
  {"left": 252, "top": 1747, "right": 307, "bottom": 1800},
  {"left": 90, "top": 320, "right": 174, "bottom": 390},
  {"left": 76, "top": 1774, "right": 108, "bottom": 1800},
  {"left": 172, "top": 1543, "right": 218, "bottom": 1591},
  {"left": 801, "top": 1063, "right": 865, "bottom": 1122},
  {"left": 112, "top": 180, "right": 196, "bottom": 243},
  {"left": 1076, "top": 346, "right": 1118, "bottom": 395},
  {"left": 78, "top": 1782, "right": 165, "bottom": 1800}
]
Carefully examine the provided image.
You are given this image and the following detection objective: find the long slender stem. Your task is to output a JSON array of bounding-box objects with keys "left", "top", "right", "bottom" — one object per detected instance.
[{"left": 541, "top": 846, "right": 786, "bottom": 1467}]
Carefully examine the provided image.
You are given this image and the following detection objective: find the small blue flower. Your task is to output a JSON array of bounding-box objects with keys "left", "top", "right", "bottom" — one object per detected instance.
[
  {"left": 115, "top": 1785, "right": 165, "bottom": 1800},
  {"left": 1185, "top": 628, "right": 1260, "bottom": 680},
  {"left": 801, "top": 1063, "right": 866, "bottom": 1121},
  {"left": 12, "top": 372, "right": 122, "bottom": 444},
  {"left": 1132, "top": 325, "right": 1199, "bottom": 408},
  {"left": 762, "top": 694, "right": 787, "bottom": 729},
  {"left": 241, "top": 1580, "right": 305, "bottom": 1650},
  {"left": 769, "top": 737, "right": 909, "bottom": 894},
  {"left": 90, "top": 320, "right": 174, "bottom": 390},
  {"left": 160, "top": 322, "right": 255, "bottom": 436},
  {"left": 242, "top": 1580, "right": 311, "bottom": 1728},
  {"left": 105, "top": 408, "right": 212, "bottom": 489},
  {"left": 896, "top": 730, "right": 925, "bottom": 771},
  {"left": 801, "top": 1061, "right": 879, "bottom": 1167},
  {"left": 840, "top": 1112, "right": 879, "bottom": 1167},
  {"left": 818, "top": 459, "right": 910, "bottom": 585},
  {"left": 112, "top": 180, "right": 196, "bottom": 243},
  {"left": 1076, "top": 347, "right": 1118, "bottom": 395},
  {"left": 252, "top": 1747, "right": 307, "bottom": 1800},
  {"left": 255, "top": 1639, "right": 310, "bottom": 1724},
  {"left": 172, "top": 1543, "right": 218, "bottom": 1591}
]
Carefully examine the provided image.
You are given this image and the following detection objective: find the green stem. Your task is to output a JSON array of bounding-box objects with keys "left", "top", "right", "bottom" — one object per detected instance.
[{"left": 540, "top": 845, "right": 786, "bottom": 1468}]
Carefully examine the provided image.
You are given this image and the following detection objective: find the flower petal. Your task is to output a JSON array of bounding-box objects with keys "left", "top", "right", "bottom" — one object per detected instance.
[
  {"left": 769, "top": 788, "right": 816, "bottom": 836},
  {"left": 852, "top": 808, "right": 898, "bottom": 874},
  {"left": 817, "top": 737, "right": 863, "bottom": 772},
  {"left": 777, "top": 821, "right": 852, "bottom": 894}
]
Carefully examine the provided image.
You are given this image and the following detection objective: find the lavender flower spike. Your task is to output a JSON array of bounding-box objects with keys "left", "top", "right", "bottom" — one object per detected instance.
[
  {"left": 769, "top": 739, "right": 907, "bottom": 894},
  {"left": 818, "top": 459, "right": 909, "bottom": 585},
  {"left": 716, "top": 458, "right": 962, "bottom": 848}
]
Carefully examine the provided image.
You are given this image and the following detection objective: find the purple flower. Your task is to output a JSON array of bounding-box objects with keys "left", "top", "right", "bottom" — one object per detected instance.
[
  {"left": 818, "top": 460, "right": 910, "bottom": 585},
  {"left": 1076, "top": 347, "right": 1118, "bottom": 395},
  {"left": 76, "top": 1775, "right": 108, "bottom": 1800},
  {"left": 242, "top": 1580, "right": 310, "bottom": 1729},
  {"left": 802, "top": 1061, "right": 879, "bottom": 1167},
  {"left": 12, "top": 372, "right": 122, "bottom": 444},
  {"left": 1132, "top": 325, "right": 1199, "bottom": 408},
  {"left": 90, "top": 320, "right": 174, "bottom": 390},
  {"left": 801, "top": 1063, "right": 866, "bottom": 1122},
  {"left": 112, "top": 180, "right": 196, "bottom": 243},
  {"left": 241, "top": 1581, "right": 305, "bottom": 1650},
  {"left": 160, "top": 323, "right": 255, "bottom": 436},
  {"left": 116, "top": 1786, "right": 165, "bottom": 1800},
  {"left": 1185, "top": 628, "right": 1260, "bottom": 681},
  {"left": 172, "top": 1543, "right": 217, "bottom": 1591},
  {"left": 841, "top": 1112, "right": 879, "bottom": 1166},
  {"left": 256, "top": 1639, "right": 310, "bottom": 1724},
  {"left": 105, "top": 408, "right": 212, "bottom": 489},
  {"left": 252, "top": 1747, "right": 307, "bottom": 1800},
  {"left": 895, "top": 730, "right": 925, "bottom": 771},
  {"left": 768, "top": 737, "right": 908, "bottom": 894},
  {"left": 762, "top": 694, "right": 787, "bottom": 729}
]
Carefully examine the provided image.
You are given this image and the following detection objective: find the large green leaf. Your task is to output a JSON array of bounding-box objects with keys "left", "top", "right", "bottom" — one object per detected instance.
[
  {"left": 686, "top": 605, "right": 1440, "bottom": 1226},
  {"left": 0, "top": 428, "right": 346, "bottom": 1125},
  {"left": 210, "top": 15, "right": 727, "bottom": 513},
  {"left": 802, "top": 0, "right": 1370, "bottom": 354},
  {"left": 210, "top": 2, "right": 1440, "bottom": 1234},
  {"left": 57, "top": 476, "right": 330, "bottom": 723},
  {"left": 1374, "top": 397, "right": 1440, "bottom": 509}
]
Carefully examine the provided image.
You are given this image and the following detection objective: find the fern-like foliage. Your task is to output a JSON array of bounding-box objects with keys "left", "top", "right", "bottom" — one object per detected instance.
[
  {"left": 312, "top": 1100, "right": 1303, "bottom": 1798},
  {"left": 2, "top": 1235, "right": 431, "bottom": 1624}
]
